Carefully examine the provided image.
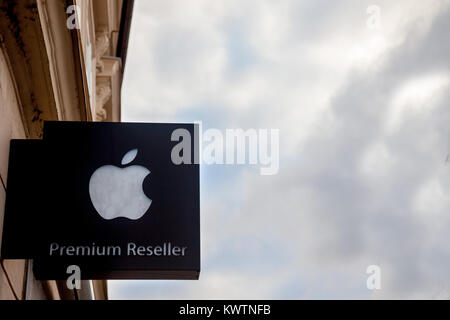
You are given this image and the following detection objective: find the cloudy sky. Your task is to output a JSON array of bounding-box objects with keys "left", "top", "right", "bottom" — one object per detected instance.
[{"left": 109, "top": 0, "right": 450, "bottom": 299}]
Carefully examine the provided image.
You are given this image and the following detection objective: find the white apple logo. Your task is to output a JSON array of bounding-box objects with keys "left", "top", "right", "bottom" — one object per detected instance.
[{"left": 89, "top": 149, "right": 152, "bottom": 220}]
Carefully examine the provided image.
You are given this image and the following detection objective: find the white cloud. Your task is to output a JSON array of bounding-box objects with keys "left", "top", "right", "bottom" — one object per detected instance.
[
  {"left": 112, "top": 0, "right": 450, "bottom": 299},
  {"left": 386, "top": 73, "right": 449, "bottom": 132}
]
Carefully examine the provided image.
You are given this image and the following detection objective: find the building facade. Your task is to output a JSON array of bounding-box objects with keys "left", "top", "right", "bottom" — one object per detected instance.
[{"left": 0, "top": 0, "right": 134, "bottom": 299}]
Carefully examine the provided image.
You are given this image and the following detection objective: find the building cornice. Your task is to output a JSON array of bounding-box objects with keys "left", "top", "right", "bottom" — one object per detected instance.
[{"left": 116, "top": 0, "right": 134, "bottom": 73}]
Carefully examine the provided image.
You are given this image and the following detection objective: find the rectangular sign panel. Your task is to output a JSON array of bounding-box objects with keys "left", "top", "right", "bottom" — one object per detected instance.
[{"left": 1, "top": 121, "right": 200, "bottom": 280}]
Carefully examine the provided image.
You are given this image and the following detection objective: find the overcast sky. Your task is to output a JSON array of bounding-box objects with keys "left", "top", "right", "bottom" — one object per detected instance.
[{"left": 109, "top": 0, "right": 450, "bottom": 299}]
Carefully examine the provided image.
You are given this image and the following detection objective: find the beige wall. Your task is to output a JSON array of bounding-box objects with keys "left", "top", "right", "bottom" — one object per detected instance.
[
  {"left": 0, "top": 48, "right": 27, "bottom": 185},
  {"left": 0, "top": 39, "right": 47, "bottom": 301},
  {"left": 0, "top": 45, "right": 29, "bottom": 300},
  {"left": 0, "top": 0, "right": 131, "bottom": 300}
]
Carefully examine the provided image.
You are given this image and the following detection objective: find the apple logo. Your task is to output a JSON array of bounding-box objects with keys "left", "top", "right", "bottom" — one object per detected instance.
[{"left": 89, "top": 149, "right": 152, "bottom": 220}]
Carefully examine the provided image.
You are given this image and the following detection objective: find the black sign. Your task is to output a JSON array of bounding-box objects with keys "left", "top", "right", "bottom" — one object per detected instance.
[{"left": 1, "top": 121, "right": 200, "bottom": 280}]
